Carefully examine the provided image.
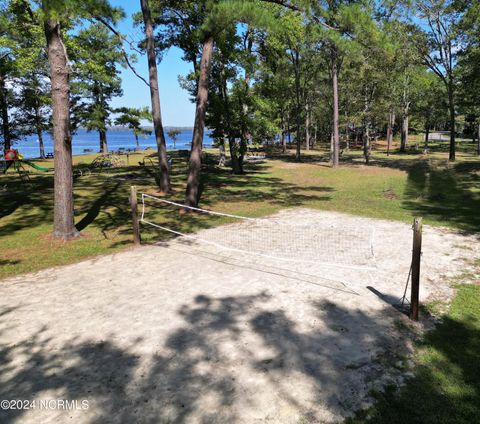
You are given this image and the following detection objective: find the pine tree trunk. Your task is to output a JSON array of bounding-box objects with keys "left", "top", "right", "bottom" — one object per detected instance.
[
  {"left": 477, "top": 123, "right": 480, "bottom": 156},
  {"left": 37, "top": 127, "right": 45, "bottom": 159},
  {"left": 294, "top": 55, "right": 301, "bottom": 161},
  {"left": 218, "top": 139, "right": 226, "bottom": 166},
  {"left": 386, "top": 111, "right": 394, "bottom": 156},
  {"left": 424, "top": 125, "right": 430, "bottom": 154},
  {"left": 330, "top": 133, "right": 334, "bottom": 161},
  {"left": 140, "top": 0, "right": 170, "bottom": 193},
  {"left": 185, "top": 35, "right": 214, "bottom": 207},
  {"left": 363, "top": 127, "right": 370, "bottom": 165},
  {"left": 35, "top": 102, "right": 45, "bottom": 159},
  {"left": 281, "top": 120, "right": 286, "bottom": 153},
  {"left": 99, "top": 129, "right": 108, "bottom": 154},
  {"left": 229, "top": 139, "right": 242, "bottom": 174},
  {"left": 447, "top": 82, "right": 456, "bottom": 161},
  {"left": 0, "top": 72, "right": 11, "bottom": 151},
  {"left": 220, "top": 65, "right": 241, "bottom": 174},
  {"left": 287, "top": 118, "right": 291, "bottom": 145},
  {"left": 400, "top": 113, "right": 408, "bottom": 152},
  {"left": 331, "top": 46, "right": 340, "bottom": 167},
  {"left": 135, "top": 133, "right": 140, "bottom": 150},
  {"left": 239, "top": 32, "right": 252, "bottom": 169},
  {"left": 44, "top": 18, "right": 78, "bottom": 240},
  {"left": 305, "top": 101, "right": 310, "bottom": 151}
]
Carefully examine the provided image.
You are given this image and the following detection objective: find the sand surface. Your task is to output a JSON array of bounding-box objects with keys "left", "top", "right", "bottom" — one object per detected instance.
[{"left": 0, "top": 209, "right": 478, "bottom": 423}]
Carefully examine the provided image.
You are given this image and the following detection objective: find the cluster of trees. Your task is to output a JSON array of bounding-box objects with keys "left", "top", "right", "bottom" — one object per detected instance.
[
  {"left": 0, "top": 1, "right": 152, "bottom": 157},
  {"left": 149, "top": 0, "right": 480, "bottom": 201},
  {"left": 1, "top": 0, "right": 480, "bottom": 240}
]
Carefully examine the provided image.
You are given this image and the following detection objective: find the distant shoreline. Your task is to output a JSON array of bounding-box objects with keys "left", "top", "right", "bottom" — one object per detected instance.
[
  {"left": 17, "top": 128, "right": 213, "bottom": 159},
  {"left": 102, "top": 126, "right": 195, "bottom": 132}
]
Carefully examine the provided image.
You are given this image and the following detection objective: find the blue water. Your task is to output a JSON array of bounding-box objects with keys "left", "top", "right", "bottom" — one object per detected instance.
[{"left": 13, "top": 129, "right": 213, "bottom": 159}]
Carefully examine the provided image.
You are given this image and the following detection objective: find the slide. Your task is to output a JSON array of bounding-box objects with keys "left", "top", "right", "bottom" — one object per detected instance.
[{"left": 22, "top": 160, "right": 51, "bottom": 172}]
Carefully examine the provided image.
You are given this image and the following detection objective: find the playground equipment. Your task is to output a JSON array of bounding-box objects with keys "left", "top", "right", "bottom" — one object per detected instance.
[{"left": 2, "top": 149, "right": 50, "bottom": 181}]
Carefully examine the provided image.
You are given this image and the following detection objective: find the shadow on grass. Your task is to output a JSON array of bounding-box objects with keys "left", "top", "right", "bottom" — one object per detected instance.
[
  {"left": 0, "top": 291, "right": 409, "bottom": 423},
  {"left": 341, "top": 153, "right": 480, "bottom": 233},
  {"left": 349, "top": 285, "right": 480, "bottom": 424},
  {"left": 0, "top": 153, "right": 333, "bottom": 245},
  {"left": 401, "top": 160, "right": 480, "bottom": 233},
  {"left": 0, "top": 174, "right": 54, "bottom": 229},
  {"left": 0, "top": 259, "right": 20, "bottom": 267}
]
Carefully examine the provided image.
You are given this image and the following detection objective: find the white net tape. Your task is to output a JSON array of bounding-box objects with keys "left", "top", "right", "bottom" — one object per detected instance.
[{"left": 140, "top": 193, "right": 376, "bottom": 272}]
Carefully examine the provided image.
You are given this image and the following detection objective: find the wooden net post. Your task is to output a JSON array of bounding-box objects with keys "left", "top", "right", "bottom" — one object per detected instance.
[
  {"left": 130, "top": 186, "right": 141, "bottom": 246},
  {"left": 410, "top": 217, "right": 422, "bottom": 321}
]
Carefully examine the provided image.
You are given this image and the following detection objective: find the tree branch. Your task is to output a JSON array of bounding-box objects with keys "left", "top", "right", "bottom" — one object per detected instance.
[
  {"left": 94, "top": 17, "right": 150, "bottom": 87},
  {"left": 260, "top": 0, "right": 338, "bottom": 31}
]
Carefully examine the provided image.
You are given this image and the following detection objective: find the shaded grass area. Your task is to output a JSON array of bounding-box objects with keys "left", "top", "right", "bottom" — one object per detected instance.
[
  {"left": 1, "top": 143, "right": 479, "bottom": 279},
  {"left": 349, "top": 284, "right": 480, "bottom": 424}
]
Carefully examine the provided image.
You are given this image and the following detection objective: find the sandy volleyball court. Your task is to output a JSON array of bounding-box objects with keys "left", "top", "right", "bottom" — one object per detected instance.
[{"left": 0, "top": 209, "right": 478, "bottom": 423}]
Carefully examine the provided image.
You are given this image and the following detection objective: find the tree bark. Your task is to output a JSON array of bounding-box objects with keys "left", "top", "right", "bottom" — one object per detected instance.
[
  {"left": 220, "top": 66, "right": 242, "bottom": 174},
  {"left": 400, "top": 113, "right": 408, "bottom": 152},
  {"left": 0, "top": 72, "right": 11, "bottom": 151},
  {"left": 305, "top": 100, "right": 310, "bottom": 151},
  {"left": 330, "top": 132, "right": 334, "bottom": 161},
  {"left": 229, "top": 139, "right": 242, "bottom": 174},
  {"left": 293, "top": 50, "right": 301, "bottom": 161},
  {"left": 218, "top": 139, "right": 226, "bottom": 166},
  {"left": 477, "top": 123, "right": 480, "bottom": 156},
  {"left": 140, "top": 0, "right": 170, "bottom": 192},
  {"left": 99, "top": 129, "right": 108, "bottom": 153},
  {"left": 37, "top": 126, "right": 45, "bottom": 159},
  {"left": 363, "top": 127, "right": 370, "bottom": 165},
  {"left": 238, "top": 31, "right": 252, "bottom": 170},
  {"left": 331, "top": 46, "right": 339, "bottom": 167},
  {"left": 386, "top": 111, "right": 394, "bottom": 156},
  {"left": 44, "top": 18, "right": 78, "bottom": 240},
  {"left": 185, "top": 35, "right": 214, "bottom": 207},
  {"left": 424, "top": 124, "right": 430, "bottom": 154},
  {"left": 135, "top": 133, "right": 140, "bottom": 149},
  {"left": 34, "top": 102, "right": 45, "bottom": 159},
  {"left": 447, "top": 82, "right": 456, "bottom": 161}
]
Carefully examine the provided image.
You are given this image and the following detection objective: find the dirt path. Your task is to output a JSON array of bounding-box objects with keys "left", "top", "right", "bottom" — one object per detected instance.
[{"left": 0, "top": 209, "right": 478, "bottom": 423}]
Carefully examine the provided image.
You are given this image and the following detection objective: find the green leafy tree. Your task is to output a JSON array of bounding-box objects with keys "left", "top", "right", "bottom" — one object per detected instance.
[
  {"left": 35, "top": 0, "right": 123, "bottom": 239},
  {"left": 410, "top": 71, "right": 448, "bottom": 152},
  {"left": 74, "top": 23, "right": 124, "bottom": 153},
  {"left": 152, "top": 0, "right": 289, "bottom": 204},
  {"left": 15, "top": 73, "right": 51, "bottom": 158},
  {"left": 416, "top": 0, "right": 463, "bottom": 161},
  {"left": 457, "top": 0, "right": 480, "bottom": 154},
  {"left": 167, "top": 128, "right": 181, "bottom": 149},
  {"left": 0, "top": 1, "right": 53, "bottom": 158},
  {"left": 115, "top": 107, "right": 152, "bottom": 150},
  {"left": 0, "top": 0, "right": 33, "bottom": 151}
]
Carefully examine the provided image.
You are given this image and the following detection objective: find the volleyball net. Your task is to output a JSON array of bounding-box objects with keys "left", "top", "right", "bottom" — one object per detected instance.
[{"left": 139, "top": 193, "right": 376, "bottom": 272}]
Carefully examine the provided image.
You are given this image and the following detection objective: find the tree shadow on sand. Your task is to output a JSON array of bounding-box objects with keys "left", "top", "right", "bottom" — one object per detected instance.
[{"left": 1, "top": 290, "right": 417, "bottom": 423}]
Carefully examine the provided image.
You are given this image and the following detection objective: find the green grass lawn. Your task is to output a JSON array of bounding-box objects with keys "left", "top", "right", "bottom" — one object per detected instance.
[
  {"left": 1, "top": 140, "right": 480, "bottom": 280},
  {"left": 349, "top": 283, "right": 480, "bottom": 424}
]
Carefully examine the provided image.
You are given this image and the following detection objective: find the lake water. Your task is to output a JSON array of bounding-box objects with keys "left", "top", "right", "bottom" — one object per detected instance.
[{"left": 14, "top": 129, "right": 214, "bottom": 159}]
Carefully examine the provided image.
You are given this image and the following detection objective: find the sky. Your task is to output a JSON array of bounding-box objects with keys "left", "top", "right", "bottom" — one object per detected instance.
[{"left": 109, "top": 0, "right": 195, "bottom": 127}]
